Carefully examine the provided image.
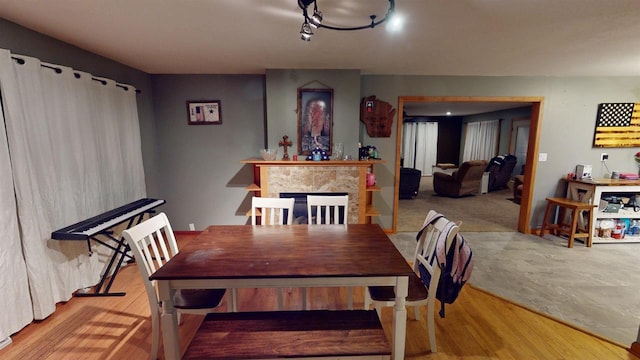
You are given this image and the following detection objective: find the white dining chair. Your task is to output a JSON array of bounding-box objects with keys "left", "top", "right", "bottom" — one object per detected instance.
[
  {"left": 250, "top": 196, "right": 295, "bottom": 310},
  {"left": 305, "top": 194, "right": 354, "bottom": 309},
  {"left": 121, "top": 212, "right": 227, "bottom": 360},
  {"left": 251, "top": 196, "right": 295, "bottom": 225},
  {"left": 307, "top": 194, "right": 349, "bottom": 225},
  {"left": 363, "top": 210, "right": 460, "bottom": 353}
]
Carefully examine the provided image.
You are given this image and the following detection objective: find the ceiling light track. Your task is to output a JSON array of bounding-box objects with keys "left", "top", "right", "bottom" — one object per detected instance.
[{"left": 298, "top": 0, "right": 395, "bottom": 41}]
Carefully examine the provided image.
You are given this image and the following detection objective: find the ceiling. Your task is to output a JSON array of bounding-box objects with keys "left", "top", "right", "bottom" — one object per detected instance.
[
  {"left": 1, "top": 1, "right": 637, "bottom": 116},
  {"left": 1, "top": 0, "right": 639, "bottom": 77}
]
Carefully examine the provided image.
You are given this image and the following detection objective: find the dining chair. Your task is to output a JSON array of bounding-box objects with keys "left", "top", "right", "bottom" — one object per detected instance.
[
  {"left": 307, "top": 194, "right": 349, "bottom": 225},
  {"left": 305, "top": 194, "right": 354, "bottom": 309},
  {"left": 363, "top": 210, "right": 460, "bottom": 353},
  {"left": 121, "top": 212, "right": 227, "bottom": 360},
  {"left": 250, "top": 196, "right": 295, "bottom": 310},
  {"left": 251, "top": 196, "right": 295, "bottom": 225}
]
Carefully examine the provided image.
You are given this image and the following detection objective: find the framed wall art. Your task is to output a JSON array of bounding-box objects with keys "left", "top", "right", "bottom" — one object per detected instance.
[
  {"left": 593, "top": 103, "right": 640, "bottom": 147},
  {"left": 187, "top": 100, "right": 222, "bottom": 125},
  {"left": 297, "top": 88, "right": 333, "bottom": 155}
]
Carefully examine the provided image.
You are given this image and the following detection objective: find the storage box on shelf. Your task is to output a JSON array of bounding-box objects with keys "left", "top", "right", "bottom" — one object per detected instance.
[{"left": 567, "top": 178, "right": 640, "bottom": 244}]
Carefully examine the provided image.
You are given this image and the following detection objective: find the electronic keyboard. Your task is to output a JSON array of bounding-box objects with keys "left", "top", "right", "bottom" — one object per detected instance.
[
  {"left": 51, "top": 198, "right": 165, "bottom": 296},
  {"left": 52, "top": 198, "right": 165, "bottom": 240}
]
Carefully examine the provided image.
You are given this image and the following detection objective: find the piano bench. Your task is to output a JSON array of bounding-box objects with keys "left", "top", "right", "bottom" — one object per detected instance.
[{"left": 183, "top": 310, "right": 391, "bottom": 359}]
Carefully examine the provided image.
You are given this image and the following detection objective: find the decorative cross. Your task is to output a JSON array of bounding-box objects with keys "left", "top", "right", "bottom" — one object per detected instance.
[{"left": 278, "top": 135, "right": 293, "bottom": 160}]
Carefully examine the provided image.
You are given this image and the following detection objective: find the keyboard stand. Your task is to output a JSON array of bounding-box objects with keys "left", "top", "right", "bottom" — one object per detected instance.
[{"left": 76, "top": 212, "right": 151, "bottom": 297}]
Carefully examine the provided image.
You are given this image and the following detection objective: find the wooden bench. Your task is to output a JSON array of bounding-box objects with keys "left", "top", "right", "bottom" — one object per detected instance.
[
  {"left": 183, "top": 310, "right": 391, "bottom": 360},
  {"left": 540, "top": 197, "right": 597, "bottom": 248}
]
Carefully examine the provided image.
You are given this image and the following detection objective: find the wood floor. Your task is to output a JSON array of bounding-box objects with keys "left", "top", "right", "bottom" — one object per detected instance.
[{"left": 2, "top": 233, "right": 638, "bottom": 360}]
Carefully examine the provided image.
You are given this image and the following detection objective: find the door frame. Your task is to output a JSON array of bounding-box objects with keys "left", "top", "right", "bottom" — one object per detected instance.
[{"left": 393, "top": 96, "right": 544, "bottom": 234}]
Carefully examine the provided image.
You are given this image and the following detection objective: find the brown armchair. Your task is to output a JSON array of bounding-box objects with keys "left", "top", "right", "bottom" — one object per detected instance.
[{"left": 433, "top": 160, "right": 487, "bottom": 197}]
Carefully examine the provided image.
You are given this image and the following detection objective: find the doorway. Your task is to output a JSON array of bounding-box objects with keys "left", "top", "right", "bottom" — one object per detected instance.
[{"left": 392, "top": 96, "right": 544, "bottom": 234}]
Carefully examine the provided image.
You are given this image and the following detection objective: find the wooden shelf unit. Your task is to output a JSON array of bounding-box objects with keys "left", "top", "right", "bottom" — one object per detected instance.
[
  {"left": 242, "top": 159, "right": 385, "bottom": 224},
  {"left": 567, "top": 179, "right": 640, "bottom": 244}
]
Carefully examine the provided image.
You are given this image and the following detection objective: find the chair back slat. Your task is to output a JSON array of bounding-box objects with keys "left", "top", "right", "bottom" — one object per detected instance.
[{"left": 307, "top": 195, "right": 349, "bottom": 225}]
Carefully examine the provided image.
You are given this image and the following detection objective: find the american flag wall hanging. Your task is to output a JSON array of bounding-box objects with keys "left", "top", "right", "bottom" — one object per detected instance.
[{"left": 593, "top": 103, "right": 640, "bottom": 147}]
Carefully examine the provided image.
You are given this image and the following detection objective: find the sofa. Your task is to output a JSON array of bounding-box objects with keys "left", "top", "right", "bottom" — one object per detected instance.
[
  {"left": 399, "top": 167, "right": 422, "bottom": 199},
  {"left": 433, "top": 160, "right": 488, "bottom": 197},
  {"left": 485, "top": 155, "right": 517, "bottom": 191}
]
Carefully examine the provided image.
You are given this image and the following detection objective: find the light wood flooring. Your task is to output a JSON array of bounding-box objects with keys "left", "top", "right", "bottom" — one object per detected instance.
[{"left": 1, "top": 233, "right": 638, "bottom": 360}]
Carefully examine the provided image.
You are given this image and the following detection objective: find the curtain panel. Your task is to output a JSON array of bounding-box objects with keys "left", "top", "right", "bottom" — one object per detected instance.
[
  {"left": 0, "top": 49, "right": 146, "bottom": 336},
  {"left": 462, "top": 120, "right": 499, "bottom": 162},
  {"left": 402, "top": 122, "right": 438, "bottom": 175},
  {"left": 0, "top": 51, "right": 32, "bottom": 340}
]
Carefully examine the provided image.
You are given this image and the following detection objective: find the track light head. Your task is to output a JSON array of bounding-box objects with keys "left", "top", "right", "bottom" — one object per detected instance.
[
  {"left": 300, "top": 22, "right": 313, "bottom": 41},
  {"left": 310, "top": 9, "right": 323, "bottom": 28}
]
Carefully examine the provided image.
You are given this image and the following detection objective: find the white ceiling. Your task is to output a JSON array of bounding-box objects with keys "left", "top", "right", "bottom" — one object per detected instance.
[
  {"left": 1, "top": 0, "right": 640, "bottom": 77},
  {"left": 1, "top": 0, "right": 638, "bottom": 116}
]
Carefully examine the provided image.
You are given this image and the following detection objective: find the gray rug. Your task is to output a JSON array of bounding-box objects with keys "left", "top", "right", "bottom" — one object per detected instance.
[{"left": 389, "top": 231, "right": 640, "bottom": 346}]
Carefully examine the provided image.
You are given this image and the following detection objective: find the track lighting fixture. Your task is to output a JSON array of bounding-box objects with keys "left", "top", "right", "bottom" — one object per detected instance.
[{"left": 297, "top": 0, "right": 395, "bottom": 41}]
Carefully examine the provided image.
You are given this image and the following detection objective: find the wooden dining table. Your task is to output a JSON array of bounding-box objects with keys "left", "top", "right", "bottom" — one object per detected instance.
[{"left": 150, "top": 224, "right": 413, "bottom": 360}]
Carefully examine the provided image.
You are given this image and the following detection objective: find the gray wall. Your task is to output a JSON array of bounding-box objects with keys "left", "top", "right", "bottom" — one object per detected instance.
[
  {"left": 265, "top": 69, "right": 362, "bottom": 160},
  {"left": 361, "top": 75, "right": 640, "bottom": 228},
  {"left": 4, "top": 19, "right": 640, "bottom": 231},
  {"left": 150, "top": 75, "right": 265, "bottom": 229}
]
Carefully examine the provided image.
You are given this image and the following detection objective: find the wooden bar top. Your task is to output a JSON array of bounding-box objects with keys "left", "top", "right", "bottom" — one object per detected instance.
[
  {"left": 150, "top": 224, "right": 412, "bottom": 281},
  {"left": 568, "top": 178, "right": 640, "bottom": 186}
]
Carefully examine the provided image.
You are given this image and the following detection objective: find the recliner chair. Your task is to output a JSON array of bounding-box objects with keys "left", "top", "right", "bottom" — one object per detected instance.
[
  {"left": 433, "top": 160, "right": 487, "bottom": 197},
  {"left": 399, "top": 167, "right": 422, "bottom": 199},
  {"left": 485, "top": 155, "right": 517, "bottom": 191}
]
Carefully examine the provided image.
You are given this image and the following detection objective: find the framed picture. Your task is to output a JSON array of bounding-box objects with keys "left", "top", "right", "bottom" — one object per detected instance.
[
  {"left": 593, "top": 103, "right": 640, "bottom": 147},
  {"left": 297, "top": 88, "right": 333, "bottom": 155},
  {"left": 187, "top": 100, "right": 222, "bottom": 125}
]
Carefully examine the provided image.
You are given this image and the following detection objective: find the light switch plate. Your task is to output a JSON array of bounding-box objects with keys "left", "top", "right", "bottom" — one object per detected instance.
[{"left": 539, "top": 153, "right": 548, "bottom": 162}]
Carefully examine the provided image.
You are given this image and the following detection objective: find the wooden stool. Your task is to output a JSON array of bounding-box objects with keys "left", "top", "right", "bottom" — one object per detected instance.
[{"left": 540, "top": 197, "right": 597, "bottom": 248}]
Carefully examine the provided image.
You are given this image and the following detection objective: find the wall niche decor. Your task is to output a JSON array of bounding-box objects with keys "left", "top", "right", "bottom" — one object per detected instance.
[{"left": 360, "top": 96, "right": 396, "bottom": 137}]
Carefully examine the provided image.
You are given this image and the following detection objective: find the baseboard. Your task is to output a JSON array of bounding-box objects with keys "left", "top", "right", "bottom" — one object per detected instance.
[{"left": 0, "top": 337, "right": 12, "bottom": 350}]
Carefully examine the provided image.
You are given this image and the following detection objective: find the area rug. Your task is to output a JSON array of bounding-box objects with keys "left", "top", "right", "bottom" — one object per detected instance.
[{"left": 397, "top": 176, "right": 519, "bottom": 232}]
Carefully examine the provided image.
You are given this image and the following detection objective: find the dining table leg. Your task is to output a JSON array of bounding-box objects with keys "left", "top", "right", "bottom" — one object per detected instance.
[
  {"left": 158, "top": 281, "right": 180, "bottom": 360},
  {"left": 392, "top": 275, "right": 409, "bottom": 360}
]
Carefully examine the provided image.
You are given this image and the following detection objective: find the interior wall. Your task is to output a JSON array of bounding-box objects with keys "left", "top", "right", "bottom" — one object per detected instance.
[
  {"left": 265, "top": 69, "right": 361, "bottom": 160},
  {"left": 150, "top": 74, "right": 265, "bottom": 229},
  {"left": 361, "top": 75, "right": 640, "bottom": 229},
  {"left": 4, "top": 19, "right": 640, "bottom": 231}
]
